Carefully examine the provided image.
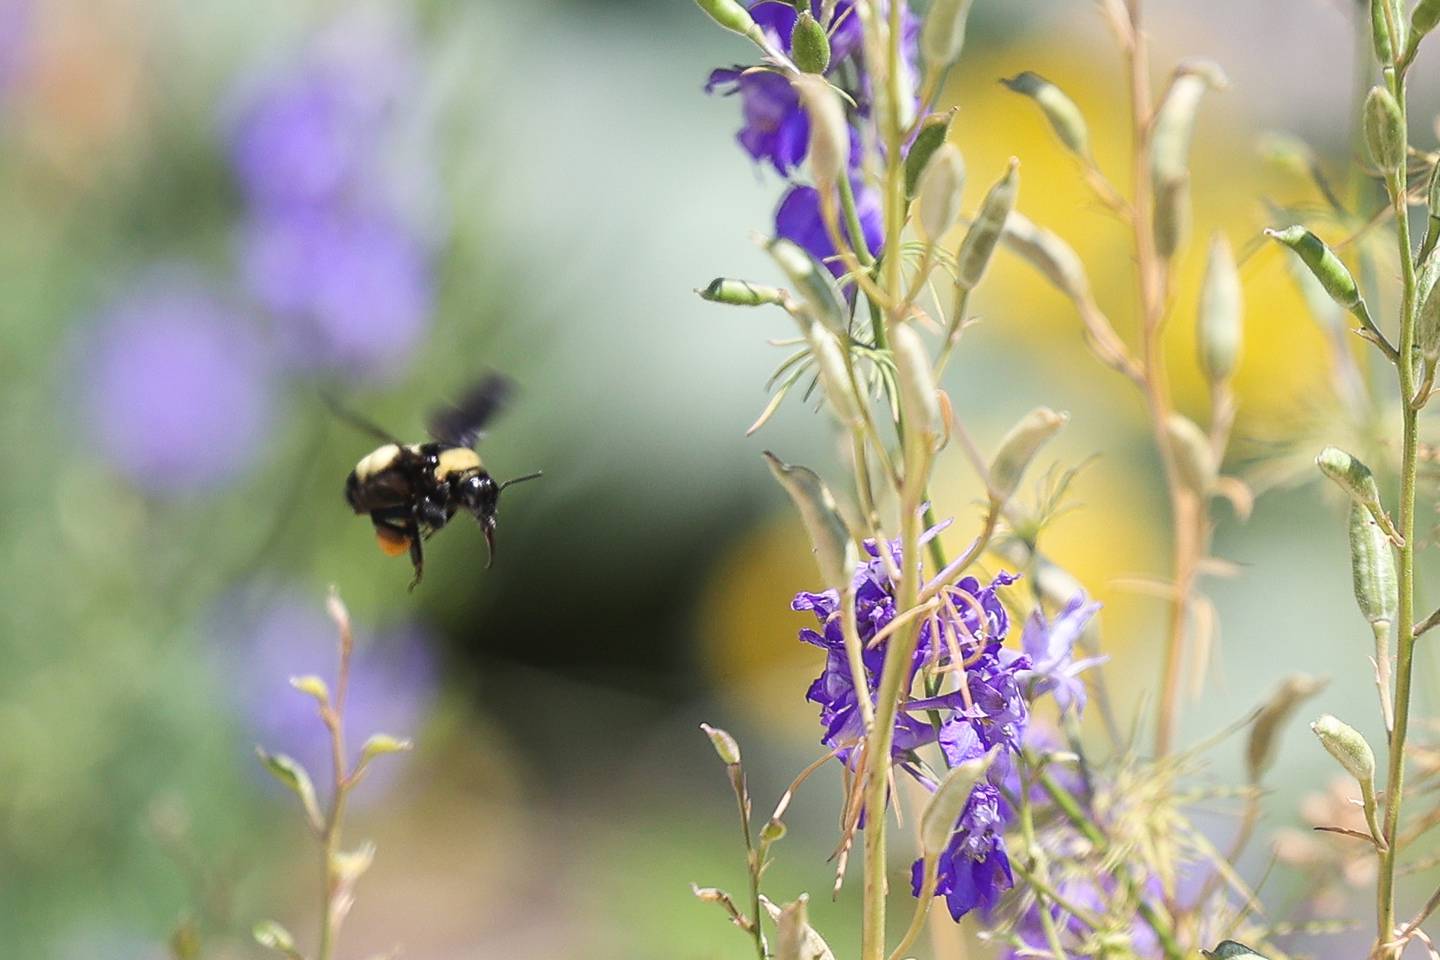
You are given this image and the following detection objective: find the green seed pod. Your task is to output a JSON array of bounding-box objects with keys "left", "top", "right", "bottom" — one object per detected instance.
[
  {"left": 1349, "top": 501, "right": 1397, "bottom": 627},
  {"left": 1150, "top": 62, "right": 1228, "bottom": 186},
  {"left": 1419, "top": 161, "right": 1440, "bottom": 263},
  {"left": 775, "top": 896, "right": 810, "bottom": 960},
  {"left": 700, "top": 722, "right": 742, "bottom": 765},
  {"left": 1246, "top": 674, "right": 1328, "bottom": 783},
  {"left": 1197, "top": 234, "right": 1243, "bottom": 383},
  {"left": 904, "top": 110, "right": 956, "bottom": 200},
  {"left": 1153, "top": 173, "right": 1191, "bottom": 260},
  {"left": 1202, "top": 942, "right": 1270, "bottom": 960},
  {"left": 990, "top": 407, "right": 1068, "bottom": 503},
  {"left": 1166, "top": 413, "right": 1216, "bottom": 497},
  {"left": 1372, "top": 0, "right": 1405, "bottom": 64},
  {"left": 791, "top": 11, "right": 831, "bottom": 74},
  {"left": 1415, "top": 252, "right": 1440, "bottom": 360},
  {"left": 1415, "top": 0, "right": 1440, "bottom": 42},
  {"left": 807, "top": 322, "right": 862, "bottom": 427},
  {"left": 1001, "top": 211, "right": 1090, "bottom": 302},
  {"left": 694, "top": 0, "right": 760, "bottom": 39},
  {"left": 1310, "top": 714, "right": 1377, "bottom": 787},
  {"left": 1264, "top": 226, "right": 1360, "bottom": 310},
  {"left": 767, "top": 237, "right": 846, "bottom": 333},
  {"left": 759, "top": 817, "right": 787, "bottom": 844},
  {"left": 920, "top": 747, "right": 997, "bottom": 855},
  {"left": 1316, "top": 446, "right": 1384, "bottom": 513},
  {"left": 890, "top": 322, "right": 942, "bottom": 471},
  {"left": 915, "top": 143, "right": 966, "bottom": 241},
  {"left": 1001, "top": 72, "right": 1089, "bottom": 158},
  {"left": 1364, "top": 86, "right": 1405, "bottom": 173},
  {"left": 699, "top": 278, "right": 788, "bottom": 307},
  {"left": 793, "top": 75, "right": 848, "bottom": 191},
  {"left": 922, "top": 0, "right": 976, "bottom": 70},
  {"left": 763, "top": 452, "right": 857, "bottom": 593},
  {"left": 289, "top": 674, "right": 331, "bottom": 705},
  {"left": 955, "top": 158, "right": 1019, "bottom": 291}
]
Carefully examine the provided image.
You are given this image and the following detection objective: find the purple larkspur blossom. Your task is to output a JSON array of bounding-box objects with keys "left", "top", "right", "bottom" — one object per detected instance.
[
  {"left": 1007, "top": 593, "right": 1106, "bottom": 715},
  {"left": 214, "top": 590, "right": 437, "bottom": 802},
  {"left": 1005, "top": 872, "right": 1163, "bottom": 959},
  {"left": 0, "top": 0, "right": 32, "bottom": 97},
  {"left": 775, "top": 176, "right": 885, "bottom": 277},
  {"left": 81, "top": 271, "right": 274, "bottom": 495},
  {"left": 240, "top": 207, "right": 431, "bottom": 378}
]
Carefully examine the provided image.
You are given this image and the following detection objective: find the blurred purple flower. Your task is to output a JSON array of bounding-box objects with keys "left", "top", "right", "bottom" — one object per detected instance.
[
  {"left": 215, "top": 591, "right": 437, "bottom": 802},
  {"left": 1005, "top": 873, "right": 1163, "bottom": 959},
  {"left": 775, "top": 177, "right": 884, "bottom": 276},
  {"left": 1007, "top": 593, "right": 1106, "bottom": 715},
  {"left": 81, "top": 272, "right": 274, "bottom": 495},
  {"left": 0, "top": 0, "right": 32, "bottom": 96},
  {"left": 705, "top": 68, "right": 809, "bottom": 176},
  {"left": 240, "top": 208, "right": 431, "bottom": 378}
]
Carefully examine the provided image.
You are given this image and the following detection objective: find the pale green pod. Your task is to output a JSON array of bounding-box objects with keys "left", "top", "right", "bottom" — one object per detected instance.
[
  {"left": 1415, "top": 0, "right": 1440, "bottom": 41},
  {"left": 359, "top": 733, "right": 413, "bottom": 764},
  {"left": 807, "top": 322, "right": 862, "bottom": 426},
  {"left": 1416, "top": 252, "right": 1440, "bottom": 360},
  {"left": 289, "top": 674, "right": 331, "bottom": 705},
  {"left": 1349, "top": 501, "right": 1397, "bottom": 627},
  {"left": 775, "top": 896, "right": 810, "bottom": 960},
  {"left": 1165, "top": 413, "right": 1216, "bottom": 496},
  {"left": 1151, "top": 64, "right": 1228, "bottom": 185},
  {"left": 989, "top": 407, "right": 1068, "bottom": 503},
  {"left": 792, "top": 11, "right": 831, "bottom": 74},
  {"left": 1245, "top": 674, "right": 1328, "bottom": 782},
  {"left": 1264, "top": 226, "right": 1360, "bottom": 310},
  {"left": 1316, "top": 446, "right": 1384, "bottom": 513},
  {"left": 1372, "top": 0, "right": 1405, "bottom": 63},
  {"left": 699, "top": 278, "right": 788, "bottom": 307},
  {"left": 694, "top": 0, "right": 760, "bottom": 39},
  {"left": 921, "top": 0, "right": 976, "bottom": 70},
  {"left": 255, "top": 747, "right": 324, "bottom": 831},
  {"left": 955, "top": 158, "right": 1019, "bottom": 290},
  {"left": 1202, "top": 941, "right": 1270, "bottom": 960},
  {"left": 920, "top": 747, "right": 998, "bottom": 855},
  {"left": 905, "top": 110, "right": 956, "bottom": 200},
  {"left": 1364, "top": 86, "right": 1405, "bottom": 173},
  {"left": 1310, "top": 714, "right": 1377, "bottom": 786},
  {"left": 700, "top": 722, "right": 742, "bottom": 765},
  {"left": 793, "top": 75, "right": 849, "bottom": 190},
  {"left": 915, "top": 143, "right": 967, "bottom": 241},
  {"left": 1197, "top": 233, "right": 1243, "bottom": 382},
  {"left": 763, "top": 452, "right": 857, "bottom": 593},
  {"left": 1153, "top": 173, "right": 1191, "bottom": 259},
  {"left": 1001, "top": 211, "right": 1090, "bottom": 301},
  {"left": 1001, "top": 72, "right": 1089, "bottom": 157},
  {"left": 767, "top": 238, "right": 847, "bottom": 333},
  {"left": 890, "top": 321, "right": 942, "bottom": 447},
  {"left": 1420, "top": 161, "right": 1440, "bottom": 263}
]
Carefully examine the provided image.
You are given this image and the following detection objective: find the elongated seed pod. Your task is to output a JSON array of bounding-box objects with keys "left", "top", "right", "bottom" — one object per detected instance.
[
  {"left": 1310, "top": 714, "right": 1376, "bottom": 786},
  {"left": 700, "top": 278, "right": 787, "bottom": 307},
  {"left": 767, "top": 237, "right": 846, "bottom": 333},
  {"left": 695, "top": 0, "right": 760, "bottom": 39},
  {"left": 700, "top": 723, "right": 741, "bottom": 765},
  {"left": 1001, "top": 211, "right": 1090, "bottom": 301},
  {"left": 793, "top": 75, "right": 848, "bottom": 191},
  {"left": 989, "top": 407, "right": 1068, "bottom": 503},
  {"left": 1166, "top": 413, "right": 1216, "bottom": 496},
  {"left": 1416, "top": 252, "right": 1440, "bottom": 360},
  {"left": 1153, "top": 173, "right": 1191, "bottom": 259},
  {"left": 807, "top": 322, "right": 862, "bottom": 427},
  {"left": 915, "top": 143, "right": 966, "bottom": 241},
  {"left": 1372, "top": 0, "right": 1405, "bottom": 64},
  {"left": 1001, "top": 72, "right": 1089, "bottom": 157},
  {"left": 955, "top": 159, "right": 1019, "bottom": 290},
  {"left": 1197, "top": 234, "right": 1242, "bottom": 382},
  {"left": 890, "top": 322, "right": 942, "bottom": 473},
  {"left": 763, "top": 452, "right": 857, "bottom": 593},
  {"left": 1246, "top": 674, "right": 1328, "bottom": 782},
  {"left": 1364, "top": 86, "right": 1405, "bottom": 173},
  {"left": 1150, "top": 62, "right": 1228, "bottom": 186},
  {"left": 1415, "top": 0, "right": 1440, "bottom": 41},
  {"left": 905, "top": 110, "right": 956, "bottom": 200},
  {"left": 791, "top": 11, "right": 830, "bottom": 73},
  {"left": 922, "top": 0, "right": 976, "bottom": 70},
  {"left": 1349, "top": 501, "right": 1397, "bottom": 627},
  {"left": 1265, "top": 226, "right": 1360, "bottom": 310}
]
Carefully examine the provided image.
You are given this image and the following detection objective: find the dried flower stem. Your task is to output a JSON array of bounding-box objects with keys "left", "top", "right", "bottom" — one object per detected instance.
[{"left": 317, "top": 591, "right": 355, "bottom": 960}]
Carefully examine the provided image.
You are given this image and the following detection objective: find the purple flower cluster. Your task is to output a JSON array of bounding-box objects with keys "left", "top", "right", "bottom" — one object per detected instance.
[
  {"left": 706, "top": 1, "right": 918, "bottom": 276},
  {"left": 792, "top": 521, "right": 1030, "bottom": 920},
  {"left": 227, "top": 12, "right": 433, "bottom": 379}
]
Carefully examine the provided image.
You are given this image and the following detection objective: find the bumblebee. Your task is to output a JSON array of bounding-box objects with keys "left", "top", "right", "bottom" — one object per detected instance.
[{"left": 338, "top": 375, "right": 541, "bottom": 589}]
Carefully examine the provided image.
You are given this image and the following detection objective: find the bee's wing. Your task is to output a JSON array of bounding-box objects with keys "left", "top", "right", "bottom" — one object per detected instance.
[
  {"left": 426, "top": 373, "right": 513, "bottom": 448},
  {"left": 324, "top": 391, "right": 402, "bottom": 445}
]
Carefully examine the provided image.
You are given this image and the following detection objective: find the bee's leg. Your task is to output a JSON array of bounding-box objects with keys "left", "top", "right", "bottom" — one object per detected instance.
[{"left": 407, "top": 530, "right": 425, "bottom": 591}]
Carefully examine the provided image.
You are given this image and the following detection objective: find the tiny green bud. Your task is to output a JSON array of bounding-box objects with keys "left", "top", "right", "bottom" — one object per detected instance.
[
  {"left": 1197, "top": 234, "right": 1242, "bottom": 383},
  {"left": 791, "top": 11, "right": 830, "bottom": 73},
  {"left": 763, "top": 452, "right": 857, "bottom": 592},
  {"left": 794, "top": 75, "right": 848, "bottom": 191},
  {"left": 921, "top": 747, "right": 998, "bottom": 855},
  {"left": 253, "top": 921, "right": 299, "bottom": 956},
  {"left": 914, "top": 143, "right": 966, "bottom": 241},
  {"left": 1165, "top": 413, "right": 1216, "bottom": 497},
  {"left": 759, "top": 817, "right": 787, "bottom": 844},
  {"left": 1349, "top": 501, "right": 1398, "bottom": 627},
  {"left": 922, "top": 0, "right": 976, "bottom": 69},
  {"left": 904, "top": 110, "right": 956, "bottom": 200},
  {"left": 890, "top": 322, "right": 943, "bottom": 471},
  {"left": 1202, "top": 942, "right": 1270, "bottom": 960},
  {"left": 255, "top": 747, "right": 324, "bottom": 832},
  {"left": 989, "top": 407, "right": 1068, "bottom": 503},
  {"left": 699, "top": 278, "right": 787, "bottom": 307},
  {"left": 1415, "top": 0, "right": 1440, "bottom": 42},
  {"left": 289, "top": 674, "right": 330, "bottom": 705},
  {"left": 807, "top": 322, "right": 862, "bottom": 426},
  {"left": 767, "top": 237, "right": 847, "bottom": 333},
  {"left": 1153, "top": 173, "right": 1191, "bottom": 260},
  {"left": 955, "top": 158, "right": 1019, "bottom": 291},
  {"left": 694, "top": 0, "right": 760, "bottom": 39},
  {"left": 1363, "top": 86, "right": 1405, "bottom": 173},
  {"left": 700, "top": 722, "right": 742, "bottom": 765},
  {"left": 1264, "top": 226, "right": 1360, "bottom": 310},
  {"left": 1246, "top": 674, "right": 1328, "bottom": 782},
  {"left": 1150, "top": 62, "right": 1228, "bottom": 185},
  {"left": 1372, "top": 0, "right": 1404, "bottom": 63},
  {"left": 1310, "top": 714, "right": 1377, "bottom": 787},
  {"left": 1001, "top": 72, "right": 1089, "bottom": 157},
  {"left": 360, "top": 733, "right": 413, "bottom": 765}
]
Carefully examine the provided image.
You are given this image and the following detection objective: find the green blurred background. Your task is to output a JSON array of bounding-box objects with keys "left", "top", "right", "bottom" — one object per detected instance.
[{"left": 1, "top": 0, "right": 1437, "bottom": 957}]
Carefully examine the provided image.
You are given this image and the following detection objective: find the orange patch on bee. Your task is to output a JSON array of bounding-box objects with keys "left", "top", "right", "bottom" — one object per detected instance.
[{"left": 375, "top": 527, "right": 411, "bottom": 556}]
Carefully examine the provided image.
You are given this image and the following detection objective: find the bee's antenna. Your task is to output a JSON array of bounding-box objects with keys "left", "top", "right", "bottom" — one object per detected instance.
[{"left": 499, "top": 471, "right": 544, "bottom": 491}]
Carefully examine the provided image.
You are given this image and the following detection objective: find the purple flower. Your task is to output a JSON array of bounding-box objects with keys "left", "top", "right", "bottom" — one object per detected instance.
[
  {"left": 80, "top": 270, "right": 274, "bottom": 495},
  {"left": 240, "top": 207, "right": 431, "bottom": 379},
  {"left": 0, "top": 0, "right": 32, "bottom": 96},
  {"left": 775, "top": 177, "right": 884, "bottom": 277},
  {"left": 1008, "top": 593, "right": 1106, "bottom": 715},
  {"left": 213, "top": 590, "right": 437, "bottom": 803},
  {"left": 1004, "top": 874, "right": 1163, "bottom": 959}
]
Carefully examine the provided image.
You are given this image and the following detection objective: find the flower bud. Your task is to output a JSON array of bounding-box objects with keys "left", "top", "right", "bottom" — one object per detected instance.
[
  {"left": 1246, "top": 674, "right": 1327, "bottom": 782},
  {"left": 922, "top": 0, "right": 976, "bottom": 69},
  {"left": 1165, "top": 413, "right": 1216, "bottom": 497},
  {"left": 255, "top": 748, "right": 323, "bottom": 832},
  {"left": 700, "top": 722, "right": 742, "bottom": 765},
  {"left": 1316, "top": 446, "right": 1385, "bottom": 516},
  {"left": 793, "top": 75, "right": 848, "bottom": 191},
  {"left": 1002, "top": 211, "right": 1090, "bottom": 301},
  {"left": 791, "top": 10, "right": 830, "bottom": 73},
  {"left": 763, "top": 452, "right": 857, "bottom": 593},
  {"left": 1001, "top": 72, "right": 1089, "bottom": 158},
  {"left": 921, "top": 747, "right": 997, "bottom": 855},
  {"left": 1310, "top": 714, "right": 1377, "bottom": 788},
  {"left": 904, "top": 110, "right": 956, "bottom": 200},
  {"left": 768, "top": 237, "right": 846, "bottom": 333},
  {"left": 694, "top": 0, "right": 761, "bottom": 40},
  {"left": 1415, "top": 0, "right": 1440, "bottom": 42},
  {"left": 1364, "top": 86, "right": 1406, "bottom": 174},
  {"left": 989, "top": 407, "right": 1068, "bottom": 503},
  {"left": 360, "top": 733, "right": 413, "bottom": 764},
  {"left": 254, "top": 921, "right": 297, "bottom": 955},
  {"left": 890, "top": 321, "right": 942, "bottom": 460},
  {"left": 700, "top": 278, "right": 788, "bottom": 307},
  {"left": 915, "top": 143, "right": 966, "bottom": 241},
  {"left": 1265, "top": 226, "right": 1360, "bottom": 310},
  {"left": 759, "top": 817, "right": 787, "bottom": 844},
  {"left": 1372, "top": 0, "right": 1405, "bottom": 63},
  {"left": 1153, "top": 173, "right": 1190, "bottom": 260},
  {"left": 1197, "top": 234, "right": 1243, "bottom": 383},
  {"left": 1349, "top": 502, "right": 1398, "bottom": 629},
  {"left": 289, "top": 674, "right": 330, "bottom": 705},
  {"left": 955, "top": 158, "right": 1019, "bottom": 291},
  {"left": 1151, "top": 62, "right": 1228, "bottom": 185},
  {"left": 1202, "top": 942, "right": 1270, "bottom": 960},
  {"left": 808, "top": 322, "right": 862, "bottom": 426}
]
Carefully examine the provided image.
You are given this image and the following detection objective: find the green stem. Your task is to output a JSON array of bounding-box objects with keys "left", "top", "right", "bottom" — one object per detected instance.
[
  {"left": 1016, "top": 772, "right": 1070, "bottom": 960},
  {"left": 840, "top": 173, "right": 876, "bottom": 269}
]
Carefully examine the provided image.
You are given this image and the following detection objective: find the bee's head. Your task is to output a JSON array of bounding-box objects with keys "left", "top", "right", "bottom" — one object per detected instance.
[{"left": 456, "top": 470, "right": 541, "bottom": 567}]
